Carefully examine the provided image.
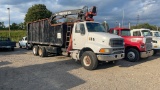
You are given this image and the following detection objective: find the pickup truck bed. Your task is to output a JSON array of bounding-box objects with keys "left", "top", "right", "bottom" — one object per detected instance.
[{"left": 0, "top": 37, "right": 16, "bottom": 51}]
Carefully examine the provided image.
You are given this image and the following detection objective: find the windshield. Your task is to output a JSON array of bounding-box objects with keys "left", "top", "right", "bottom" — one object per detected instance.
[
  {"left": 154, "top": 32, "right": 160, "bottom": 37},
  {"left": 142, "top": 30, "right": 152, "bottom": 36},
  {"left": 121, "top": 29, "right": 131, "bottom": 36},
  {"left": 86, "top": 22, "right": 105, "bottom": 32}
]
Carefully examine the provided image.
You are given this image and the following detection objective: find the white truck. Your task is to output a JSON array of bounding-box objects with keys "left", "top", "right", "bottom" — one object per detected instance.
[
  {"left": 130, "top": 28, "right": 153, "bottom": 56},
  {"left": 27, "top": 6, "right": 125, "bottom": 70},
  {"left": 150, "top": 30, "right": 160, "bottom": 54}
]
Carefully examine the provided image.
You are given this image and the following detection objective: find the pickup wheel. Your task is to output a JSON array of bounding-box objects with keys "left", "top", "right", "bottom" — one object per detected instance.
[
  {"left": 19, "top": 43, "right": 22, "bottom": 48},
  {"left": 26, "top": 44, "right": 30, "bottom": 50},
  {"left": 11, "top": 47, "right": 14, "bottom": 51},
  {"left": 38, "top": 46, "right": 47, "bottom": 57},
  {"left": 81, "top": 51, "right": 98, "bottom": 70},
  {"left": 126, "top": 48, "right": 140, "bottom": 62},
  {"left": 33, "top": 46, "right": 39, "bottom": 56}
]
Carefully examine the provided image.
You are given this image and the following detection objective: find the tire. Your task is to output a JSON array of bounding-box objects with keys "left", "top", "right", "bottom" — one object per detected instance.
[
  {"left": 153, "top": 50, "right": 157, "bottom": 55},
  {"left": 26, "top": 44, "right": 30, "bottom": 50},
  {"left": 38, "top": 46, "right": 47, "bottom": 57},
  {"left": 81, "top": 51, "right": 98, "bottom": 70},
  {"left": 33, "top": 46, "right": 39, "bottom": 56},
  {"left": 11, "top": 47, "right": 14, "bottom": 51},
  {"left": 125, "top": 48, "right": 140, "bottom": 62},
  {"left": 19, "top": 43, "right": 22, "bottom": 48}
]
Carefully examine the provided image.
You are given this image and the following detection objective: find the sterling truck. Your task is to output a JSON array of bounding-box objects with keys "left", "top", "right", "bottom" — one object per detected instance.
[
  {"left": 27, "top": 6, "right": 125, "bottom": 70},
  {"left": 109, "top": 27, "right": 153, "bottom": 62}
]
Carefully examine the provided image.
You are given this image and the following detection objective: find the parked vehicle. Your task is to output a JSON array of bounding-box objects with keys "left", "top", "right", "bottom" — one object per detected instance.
[
  {"left": 19, "top": 36, "right": 30, "bottom": 49},
  {"left": 149, "top": 30, "right": 160, "bottom": 54},
  {"left": 109, "top": 27, "right": 153, "bottom": 62},
  {"left": 27, "top": 6, "right": 125, "bottom": 70},
  {"left": 0, "top": 37, "right": 16, "bottom": 51}
]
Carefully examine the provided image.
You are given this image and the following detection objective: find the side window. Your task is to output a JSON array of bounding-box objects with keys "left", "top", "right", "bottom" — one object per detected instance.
[
  {"left": 75, "top": 24, "right": 80, "bottom": 33},
  {"left": 133, "top": 31, "right": 141, "bottom": 36},
  {"left": 80, "top": 24, "right": 85, "bottom": 34}
]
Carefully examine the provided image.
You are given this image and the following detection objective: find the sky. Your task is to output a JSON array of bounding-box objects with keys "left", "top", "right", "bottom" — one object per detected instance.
[{"left": 0, "top": 0, "right": 160, "bottom": 28}]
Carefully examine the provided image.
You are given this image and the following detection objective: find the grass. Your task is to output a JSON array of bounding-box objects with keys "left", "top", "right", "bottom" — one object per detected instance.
[{"left": 0, "top": 30, "right": 27, "bottom": 42}]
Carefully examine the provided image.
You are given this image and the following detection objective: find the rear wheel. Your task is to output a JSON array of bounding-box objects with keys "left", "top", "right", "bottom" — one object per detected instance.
[
  {"left": 81, "top": 51, "right": 98, "bottom": 70},
  {"left": 11, "top": 47, "right": 14, "bottom": 51},
  {"left": 33, "top": 46, "right": 38, "bottom": 56},
  {"left": 38, "top": 46, "right": 47, "bottom": 57},
  {"left": 126, "top": 48, "right": 140, "bottom": 62}
]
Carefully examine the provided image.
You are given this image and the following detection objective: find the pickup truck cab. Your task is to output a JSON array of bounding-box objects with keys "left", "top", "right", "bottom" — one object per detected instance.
[
  {"left": 0, "top": 37, "right": 16, "bottom": 51},
  {"left": 149, "top": 30, "right": 160, "bottom": 54},
  {"left": 19, "top": 36, "right": 30, "bottom": 49},
  {"left": 109, "top": 27, "right": 153, "bottom": 62}
]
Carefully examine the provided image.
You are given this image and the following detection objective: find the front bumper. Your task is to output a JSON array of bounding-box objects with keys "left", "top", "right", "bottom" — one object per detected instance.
[
  {"left": 97, "top": 53, "right": 125, "bottom": 61},
  {"left": 140, "top": 50, "right": 153, "bottom": 58}
]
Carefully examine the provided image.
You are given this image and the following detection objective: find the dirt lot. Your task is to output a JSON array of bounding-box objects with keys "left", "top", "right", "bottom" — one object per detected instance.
[{"left": 0, "top": 47, "right": 160, "bottom": 90}]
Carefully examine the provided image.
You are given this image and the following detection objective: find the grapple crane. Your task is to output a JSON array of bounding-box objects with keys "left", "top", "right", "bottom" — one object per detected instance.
[{"left": 50, "top": 6, "right": 97, "bottom": 23}]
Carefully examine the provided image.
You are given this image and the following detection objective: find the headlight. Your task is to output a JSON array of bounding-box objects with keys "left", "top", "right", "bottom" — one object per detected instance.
[
  {"left": 152, "top": 40, "right": 157, "bottom": 43},
  {"left": 99, "top": 48, "right": 110, "bottom": 53}
]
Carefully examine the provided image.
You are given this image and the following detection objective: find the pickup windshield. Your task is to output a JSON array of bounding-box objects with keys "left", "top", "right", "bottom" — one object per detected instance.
[
  {"left": 154, "top": 32, "right": 160, "bottom": 37},
  {"left": 86, "top": 22, "right": 105, "bottom": 32},
  {"left": 142, "top": 30, "right": 152, "bottom": 36},
  {"left": 121, "top": 29, "right": 131, "bottom": 36}
]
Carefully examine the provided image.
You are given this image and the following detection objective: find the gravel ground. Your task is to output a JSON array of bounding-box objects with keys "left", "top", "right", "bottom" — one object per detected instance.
[{"left": 0, "top": 47, "right": 160, "bottom": 90}]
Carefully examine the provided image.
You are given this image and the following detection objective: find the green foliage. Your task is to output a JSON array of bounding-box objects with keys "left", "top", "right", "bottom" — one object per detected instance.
[
  {"left": 10, "top": 22, "right": 25, "bottom": 30},
  {"left": 131, "top": 23, "right": 159, "bottom": 30},
  {"left": 0, "top": 30, "right": 26, "bottom": 42},
  {"left": 24, "top": 4, "right": 52, "bottom": 24}
]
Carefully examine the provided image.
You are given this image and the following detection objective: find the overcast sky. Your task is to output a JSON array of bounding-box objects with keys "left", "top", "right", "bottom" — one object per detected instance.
[{"left": 0, "top": 0, "right": 159, "bottom": 28}]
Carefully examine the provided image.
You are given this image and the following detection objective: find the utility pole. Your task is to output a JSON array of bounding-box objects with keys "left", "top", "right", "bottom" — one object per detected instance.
[
  {"left": 122, "top": 9, "right": 124, "bottom": 27},
  {"left": 7, "top": 8, "right": 10, "bottom": 37},
  {"left": 137, "top": 14, "right": 139, "bottom": 26},
  {"left": 128, "top": 22, "right": 131, "bottom": 29}
]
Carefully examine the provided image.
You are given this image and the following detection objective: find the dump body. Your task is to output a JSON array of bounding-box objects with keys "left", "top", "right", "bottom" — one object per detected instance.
[{"left": 27, "top": 19, "right": 73, "bottom": 51}]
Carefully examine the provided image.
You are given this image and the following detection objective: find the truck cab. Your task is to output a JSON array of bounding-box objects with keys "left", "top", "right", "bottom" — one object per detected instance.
[
  {"left": 150, "top": 30, "right": 160, "bottom": 54},
  {"left": 109, "top": 27, "right": 153, "bottom": 62},
  {"left": 70, "top": 21, "right": 125, "bottom": 70}
]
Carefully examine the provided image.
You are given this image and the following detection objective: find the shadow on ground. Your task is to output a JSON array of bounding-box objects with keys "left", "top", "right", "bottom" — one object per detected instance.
[
  {"left": 97, "top": 53, "right": 160, "bottom": 70},
  {"left": 0, "top": 59, "right": 85, "bottom": 90}
]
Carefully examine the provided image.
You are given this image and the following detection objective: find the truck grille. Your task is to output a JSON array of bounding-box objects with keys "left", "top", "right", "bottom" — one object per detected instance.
[
  {"left": 146, "top": 43, "right": 152, "bottom": 51},
  {"left": 110, "top": 38, "right": 124, "bottom": 47},
  {"left": 146, "top": 38, "right": 152, "bottom": 43}
]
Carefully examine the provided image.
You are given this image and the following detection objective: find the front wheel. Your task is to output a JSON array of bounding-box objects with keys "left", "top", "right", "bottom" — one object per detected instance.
[
  {"left": 81, "top": 51, "right": 98, "bottom": 70},
  {"left": 126, "top": 48, "right": 140, "bottom": 62}
]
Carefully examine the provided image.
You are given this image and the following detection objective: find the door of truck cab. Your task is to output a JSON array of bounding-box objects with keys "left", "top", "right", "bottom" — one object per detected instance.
[{"left": 72, "top": 22, "right": 88, "bottom": 49}]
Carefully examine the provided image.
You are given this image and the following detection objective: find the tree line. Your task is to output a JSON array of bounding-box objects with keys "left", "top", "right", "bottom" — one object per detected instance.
[{"left": 0, "top": 22, "right": 25, "bottom": 30}]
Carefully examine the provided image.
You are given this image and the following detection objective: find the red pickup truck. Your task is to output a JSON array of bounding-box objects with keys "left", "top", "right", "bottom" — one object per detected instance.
[{"left": 109, "top": 27, "right": 153, "bottom": 62}]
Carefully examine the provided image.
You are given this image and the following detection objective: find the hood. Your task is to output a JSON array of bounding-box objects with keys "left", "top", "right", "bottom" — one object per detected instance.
[{"left": 88, "top": 32, "right": 123, "bottom": 46}]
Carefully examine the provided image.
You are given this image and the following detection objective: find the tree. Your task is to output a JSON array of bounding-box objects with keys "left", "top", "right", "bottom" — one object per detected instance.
[
  {"left": 131, "top": 23, "right": 159, "bottom": 30},
  {"left": 24, "top": 4, "right": 52, "bottom": 24}
]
